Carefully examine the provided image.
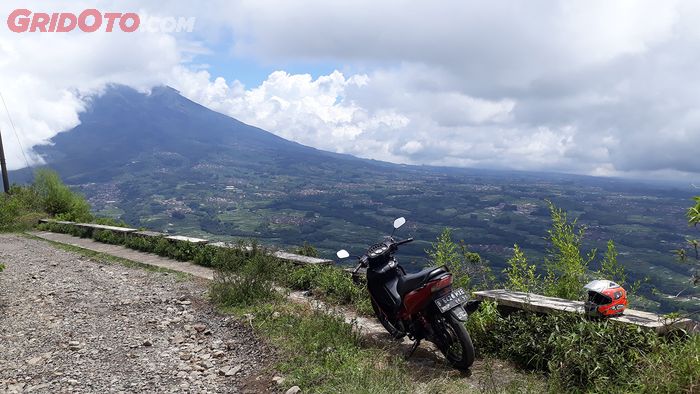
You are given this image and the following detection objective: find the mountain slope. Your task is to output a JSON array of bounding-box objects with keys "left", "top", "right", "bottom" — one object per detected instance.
[
  {"left": 34, "top": 85, "right": 372, "bottom": 183},
  {"left": 13, "top": 85, "right": 697, "bottom": 313}
]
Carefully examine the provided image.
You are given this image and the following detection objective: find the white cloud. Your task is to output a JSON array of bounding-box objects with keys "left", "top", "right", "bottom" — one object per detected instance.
[
  {"left": 1, "top": 0, "right": 699, "bottom": 180},
  {"left": 0, "top": 0, "right": 189, "bottom": 170}
]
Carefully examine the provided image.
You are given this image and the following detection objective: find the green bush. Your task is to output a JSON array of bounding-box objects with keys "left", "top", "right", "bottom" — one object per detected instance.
[
  {"left": 427, "top": 228, "right": 489, "bottom": 291},
  {"left": 634, "top": 334, "right": 700, "bottom": 393},
  {"left": 1, "top": 169, "right": 93, "bottom": 231},
  {"left": 464, "top": 303, "right": 698, "bottom": 392},
  {"left": 124, "top": 234, "right": 158, "bottom": 253},
  {"left": 294, "top": 242, "right": 320, "bottom": 258},
  {"left": 503, "top": 244, "right": 540, "bottom": 293},
  {"left": 210, "top": 243, "right": 281, "bottom": 307},
  {"left": 32, "top": 168, "right": 92, "bottom": 222},
  {"left": 0, "top": 185, "right": 44, "bottom": 231},
  {"left": 285, "top": 264, "right": 373, "bottom": 315},
  {"left": 0, "top": 262, "right": 5, "bottom": 272},
  {"left": 93, "top": 217, "right": 128, "bottom": 227},
  {"left": 93, "top": 229, "right": 125, "bottom": 244},
  {"left": 193, "top": 244, "right": 219, "bottom": 267},
  {"left": 689, "top": 196, "right": 700, "bottom": 227},
  {"left": 543, "top": 202, "right": 594, "bottom": 300}
]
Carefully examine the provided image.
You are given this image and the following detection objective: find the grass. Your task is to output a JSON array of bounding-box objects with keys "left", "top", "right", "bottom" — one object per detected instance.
[{"left": 222, "top": 301, "right": 485, "bottom": 394}]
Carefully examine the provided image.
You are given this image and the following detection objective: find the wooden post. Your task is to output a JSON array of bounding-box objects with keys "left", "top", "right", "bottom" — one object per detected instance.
[{"left": 0, "top": 126, "right": 10, "bottom": 193}]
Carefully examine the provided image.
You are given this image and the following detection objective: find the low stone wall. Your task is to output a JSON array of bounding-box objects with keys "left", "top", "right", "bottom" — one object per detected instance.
[{"left": 38, "top": 219, "right": 333, "bottom": 266}]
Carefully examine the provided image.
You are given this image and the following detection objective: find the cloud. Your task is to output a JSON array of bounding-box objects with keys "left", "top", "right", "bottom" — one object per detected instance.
[
  {"left": 2, "top": 0, "right": 699, "bottom": 180},
  {"left": 0, "top": 0, "right": 189, "bottom": 170},
  {"left": 167, "top": 0, "right": 700, "bottom": 178}
]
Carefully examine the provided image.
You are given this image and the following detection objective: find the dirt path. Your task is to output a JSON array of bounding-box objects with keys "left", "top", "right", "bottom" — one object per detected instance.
[{"left": 0, "top": 234, "right": 271, "bottom": 394}]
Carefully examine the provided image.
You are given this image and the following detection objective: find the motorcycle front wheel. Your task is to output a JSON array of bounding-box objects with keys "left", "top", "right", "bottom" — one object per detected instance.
[{"left": 436, "top": 313, "right": 475, "bottom": 370}]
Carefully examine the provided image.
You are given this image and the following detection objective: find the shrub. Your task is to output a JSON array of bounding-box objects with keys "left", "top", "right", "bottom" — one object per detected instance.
[
  {"left": 426, "top": 228, "right": 489, "bottom": 291},
  {"left": 93, "top": 217, "right": 128, "bottom": 227},
  {"left": 634, "top": 334, "right": 700, "bottom": 393},
  {"left": 285, "top": 264, "right": 373, "bottom": 314},
  {"left": 193, "top": 244, "right": 219, "bottom": 267},
  {"left": 0, "top": 262, "right": 5, "bottom": 272},
  {"left": 465, "top": 304, "right": 689, "bottom": 392},
  {"left": 32, "top": 168, "right": 92, "bottom": 222},
  {"left": 689, "top": 196, "right": 700, "bottom": 226},
  {"left": 210, "top": 243, "right": 280, "bottom": 308},
  {"left": 93, "top": 229, "right": 125, "bottom": 244},
  {"left": 294, "top": 242, "right": 320, "bottom": 258},
  {"left": 543, "top": 202, "right": 595, "bottom": 300},
  {"left": 0, "top": 185, "right": 44, "bottom": 231},
  {"left": 124, "top": 234, "right": 158, "bottom": 253},
  {"left": 503, "top": 244, "right": 540, "bottom": 293}
]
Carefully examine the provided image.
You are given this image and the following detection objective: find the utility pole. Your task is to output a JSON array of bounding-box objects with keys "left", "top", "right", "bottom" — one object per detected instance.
[{"left": 0, "top": 125, "right": 10, "bottom": 193}]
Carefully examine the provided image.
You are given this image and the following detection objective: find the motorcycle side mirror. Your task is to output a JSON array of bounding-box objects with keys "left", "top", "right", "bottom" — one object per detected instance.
[
  {"left": 336, "top": 249, "right": 350, "bottom": 259},
  {"left": 393, "top": 217, "right": 406, "bottom": 229}
]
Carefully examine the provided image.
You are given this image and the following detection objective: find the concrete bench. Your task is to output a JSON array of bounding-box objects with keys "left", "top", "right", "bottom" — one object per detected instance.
[
  {"left": 165, "top": 235, "right": 209, "bottom": 244},
  {"left": 74, "top": 223, "right": 137, "bottom": 233},
  {"left": 40, "top": 219, "right": 333, "bottom": 267},
  {"left": 474, "top": 289, "right": 698, "bottom": 334}
]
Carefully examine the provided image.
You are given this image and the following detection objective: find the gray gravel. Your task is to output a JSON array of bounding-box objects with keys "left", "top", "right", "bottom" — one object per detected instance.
[{"left": 0, "top": 234, "right": 271, "bottom": 393}]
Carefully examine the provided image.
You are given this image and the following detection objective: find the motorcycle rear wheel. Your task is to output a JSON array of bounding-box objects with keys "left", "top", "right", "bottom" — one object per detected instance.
[{"left": 438, "top": 314, "right": 475, "bottom": 370}]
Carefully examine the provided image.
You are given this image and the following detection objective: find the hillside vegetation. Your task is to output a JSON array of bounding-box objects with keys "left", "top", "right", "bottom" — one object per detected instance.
[
  {"left": 0, "top": 168, "right": 92, "bottom": 232},
  {"left": 5, "top": 170, "right": 700, "bottom": 392}
]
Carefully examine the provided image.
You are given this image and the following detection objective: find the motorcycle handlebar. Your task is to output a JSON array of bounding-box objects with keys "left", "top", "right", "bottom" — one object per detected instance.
[{"left": 395, "top": 237, "right": 414, "bottom": 246}]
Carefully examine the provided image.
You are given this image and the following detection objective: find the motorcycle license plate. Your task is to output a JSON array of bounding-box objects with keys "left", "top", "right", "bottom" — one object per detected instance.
[{"left": 435, "top": 287, "right": 468, "bottom": 313}]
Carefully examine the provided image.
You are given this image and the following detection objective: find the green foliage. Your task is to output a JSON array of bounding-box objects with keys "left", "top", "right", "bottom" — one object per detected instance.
[
  {"left": 464, "top": 300, "right": 500, "bottom": 355},
  {"left": 286, "top": 264, "right": 373, "bottom": 315},
  {"left": 597, "top": 240, "right": 626, "bottom": 285},
  {"left": 123, "top": 234, "right": 157, "bottom": 253},
  {"left": 249, "top": 303, "right": 432, "bottom": 393},
  {"left": 634, "top": 334, "right": 700, "bottom": 393},
  {"left": 0, "top": 185, "right": 43, "bottom": 231},
  {"left": 192, "top": 244, "right": 218, "bottom": 267},
  {"left": 209, "top": 243, "right": 280, "bottom": 308},
  {"left": 294, "top": 242, "right": 319, "bottom": 258},
  {"left": 93, "top": 217, "right": 128, "bottom": 227},
  {"left": 503, "top": 244, "right": 539, "bottom": 293},
  {"left": 427, "top": 228, "right": 489, "bottom": 291},
  {"left": 93, "top": 229, "right": 125, "bottom": 244},
  {"left": 32, "top": 168, "right": 92, "bottom": 222},
  {"left": 688, "top": 196, "right": 700, "bottom": 226},
  {"left": 0, "top": 262, "right": 5, "bottom": 272},
  {"left": 1, "top": 169, "right": 94, "bottom": 231},
  {"left": 543, "top": 202, "right": 595, "bottom": 300},
  {"left": 37, "top": 221, "right": 91, "bottom": 238},
  {"left": 467, "top": 305, "right": 696, "bottom": 392}
]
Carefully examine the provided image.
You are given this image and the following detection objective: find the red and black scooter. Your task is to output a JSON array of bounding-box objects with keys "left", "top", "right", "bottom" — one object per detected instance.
[{"left": 337, "top": 217, "right": 476, "bottom": 370}]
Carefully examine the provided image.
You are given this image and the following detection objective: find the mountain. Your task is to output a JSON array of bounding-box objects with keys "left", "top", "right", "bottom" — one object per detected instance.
[
  {"left": 33, "top": 85, "right": 371, "bottom": 182},
  {"left": 14, "top": 85, "right": 697, "bottom": 312}
]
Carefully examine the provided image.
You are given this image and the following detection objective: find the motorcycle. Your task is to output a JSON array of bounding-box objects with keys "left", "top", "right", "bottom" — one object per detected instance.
[{"left": 336, "top": 217, "right": 477, "bottom": 370}]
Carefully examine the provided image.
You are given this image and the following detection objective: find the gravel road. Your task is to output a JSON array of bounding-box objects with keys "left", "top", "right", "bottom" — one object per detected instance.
[{"left": 0, "top": 234, "right": 272, "bottom": 393}]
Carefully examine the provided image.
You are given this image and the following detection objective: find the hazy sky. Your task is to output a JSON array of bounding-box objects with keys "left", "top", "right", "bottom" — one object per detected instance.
[{"left": 0, "top": 1, "right": 698, "bottom": 181}]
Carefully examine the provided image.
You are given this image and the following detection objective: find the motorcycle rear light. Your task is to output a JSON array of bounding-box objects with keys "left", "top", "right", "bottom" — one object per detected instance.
[{"left": 430, "top": 276, "right": 452, "bottom": 293}]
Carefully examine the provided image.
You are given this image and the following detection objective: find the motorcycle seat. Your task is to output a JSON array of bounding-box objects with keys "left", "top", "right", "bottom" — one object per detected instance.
[{"left": 397, "top": 266, "right": 448, "bottom": 296}]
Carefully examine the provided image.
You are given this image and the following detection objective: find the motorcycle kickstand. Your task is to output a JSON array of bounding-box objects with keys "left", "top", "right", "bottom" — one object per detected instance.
[{"left": 405, "top": 339, "right": 421, "bottom": 360}]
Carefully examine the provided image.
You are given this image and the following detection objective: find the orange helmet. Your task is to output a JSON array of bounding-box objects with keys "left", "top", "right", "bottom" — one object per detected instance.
[{"left": 584, "top": 280, "right": 627, "bottom": 317}]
